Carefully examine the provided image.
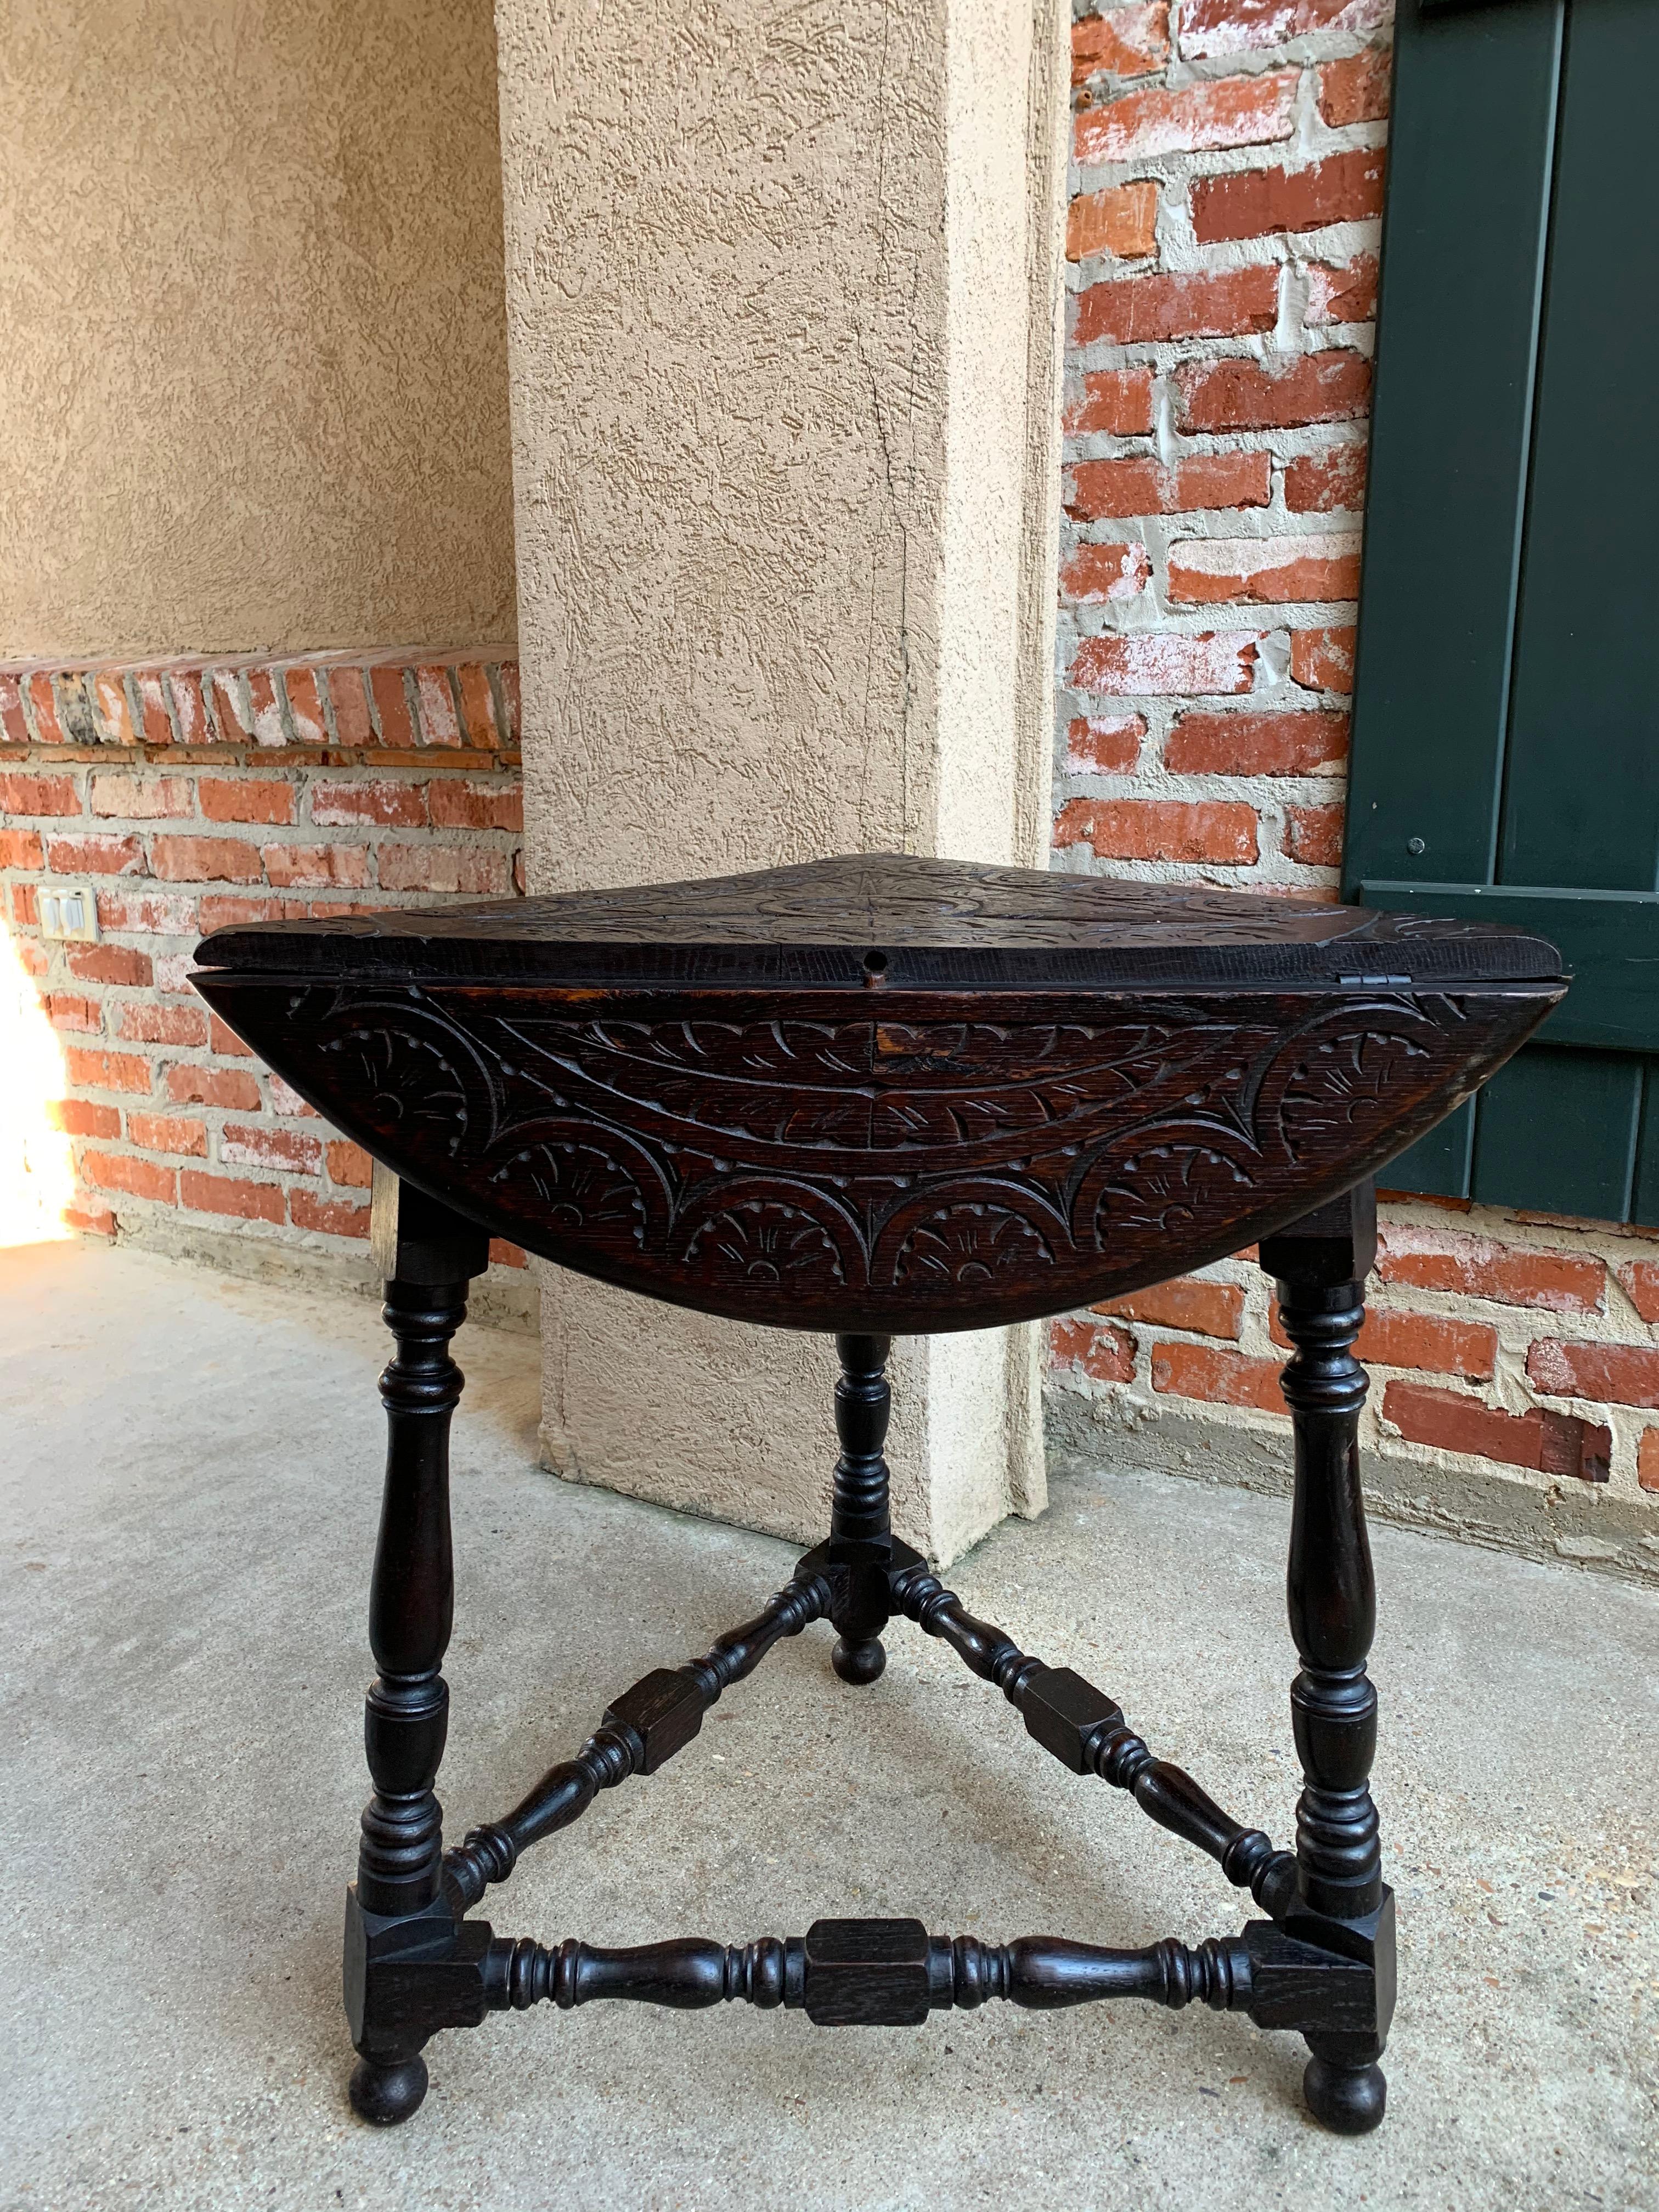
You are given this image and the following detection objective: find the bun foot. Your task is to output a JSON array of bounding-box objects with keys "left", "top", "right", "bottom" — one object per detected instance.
[
  {"left": 349, "top": 2052, "right": 429, "bottom": 2126},
  {"left": 832, "top": 1635, "right": 886, "bottom": 1685},
  {"left": 1303, "top": 2055, "right": 1386, "bottom": 2135}
]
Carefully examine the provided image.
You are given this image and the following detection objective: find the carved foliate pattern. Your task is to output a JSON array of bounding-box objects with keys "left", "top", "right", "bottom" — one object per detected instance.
[
  {"left": 1080, "top": 1137, "right": 1259, "bottom": 1249},
  {"left": 486, "top": 1132, "right": 662, "bottom": 1251},
  {"left": 202, "top": 979, "right": 1553, "bottom": 1330},
  {"left": 1264, "top": 1011, "right": 1440, "bottom": 1165},
  {"left": 893, "top": 1203, "right": 1053, "bottom": 1291},
  {"left": 682, "top": 1198, "right": 850, "bottom": 1294},
  {"left": 502, "top": 1013, "right": 1204, "bottom": 1162},
  {"left": 313, "top": 1000, "right": 495, "bottom": 1160}
]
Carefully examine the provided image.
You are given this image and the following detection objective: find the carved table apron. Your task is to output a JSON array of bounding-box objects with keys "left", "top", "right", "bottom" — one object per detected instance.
[{"left": 191, "top": 853, "right": 1566, "bottom": 2137}]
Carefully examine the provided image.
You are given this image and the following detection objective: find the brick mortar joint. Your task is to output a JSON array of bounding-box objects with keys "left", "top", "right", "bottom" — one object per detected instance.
[
  {"left": 1053, "top": 16, "right": 1386, "bottom": 894},
  {"left": 1049, "top": 1361, "right": 1655, "bottom": 1506},
  {"left": 1048, "top": 1245, "right": 1659, "bottom": 1496},
  {"left": 0, "top": 646, "right": 517, "bottom": 676},
  {"left": 0, "top": 745, "right": 522, "bottom": 770}
]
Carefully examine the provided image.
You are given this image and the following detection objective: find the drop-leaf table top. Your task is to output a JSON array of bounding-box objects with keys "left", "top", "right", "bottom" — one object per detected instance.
[{"left": 191, "top": 853, "right": 1564, "bottom": 1334}]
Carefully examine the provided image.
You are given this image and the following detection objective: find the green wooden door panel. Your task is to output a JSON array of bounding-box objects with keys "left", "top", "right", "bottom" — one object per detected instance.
[
  {"left": 1376, "top": 1101, "right": 1474, "bottom": 1202},
  {"left": 1630, "top": 1081, "right": 1659, "bottom": 1227},
  {"left": 1355, "top": 881, "right": 1659, "bottom": 1053},
  {"left": 1345, "top": 0, "right": 1658, "bottom": 1220},
  {"left": 1472, "top": 1048, "right": 1643, "bottom": 1220},
  {"left": 1344, "top": 0, "right": 1562, "bottom": 892},
  {"left": 1499, "top": 0, "right": 1659, "bottom": 890}
]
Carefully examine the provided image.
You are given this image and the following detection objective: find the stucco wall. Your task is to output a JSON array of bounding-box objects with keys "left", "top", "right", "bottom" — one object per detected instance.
[
  {"left": 0, "top": 0, "right": 515, "bottom": 659},
  {"left": 500, "top": 0, "right": 1064, "bottom": 887},
  {"left": 500, "top": 0, "right": 1068, "bottom": 1562},
  {"left": 503, "top": 0, "right": 937, "bottom": 878}
]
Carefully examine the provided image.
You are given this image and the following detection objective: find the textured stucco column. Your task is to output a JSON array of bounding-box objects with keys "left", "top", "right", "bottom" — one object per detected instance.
[{"left": 496, "top": 0, "right": 1067, "bottom": 1564}]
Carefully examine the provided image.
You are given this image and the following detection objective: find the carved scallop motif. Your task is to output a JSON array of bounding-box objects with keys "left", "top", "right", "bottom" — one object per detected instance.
[
  {"left": 879, "top": 1187, "right": 1063, "bottom": 1291},
  {"left": 1256, "top": 1007, "right": 1441, "bottom": 1166},
  {"left": 193, "top": 965, "right": 1553, "bottom": 1331},
  {"left": 312, "top": 997, "right": 497, "bottom": 1160},
  {"left": 1079, "top": 1133, "right": 1259, "bottom": 1251},
  {"left": 484, "top": 1130, "right": 665, "bottom": 1251},
  {"left": 679, "top": 1195, "right": 854, "bottom": 1294}
]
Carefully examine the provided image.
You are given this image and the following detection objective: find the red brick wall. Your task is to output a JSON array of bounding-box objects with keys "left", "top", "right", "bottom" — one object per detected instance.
[
  {"left": 1052, "top": 4, "right": 1657, "bottom": 1570},
  {"left": 1, "top": 649, "right": 528, "bottom": 1285},
  {"left": 1057, "top": 0, "right": 1381, "bottom": 893},
  {"left": 1051, "top": 1198, "right": 1659, "bottom": 1538}
]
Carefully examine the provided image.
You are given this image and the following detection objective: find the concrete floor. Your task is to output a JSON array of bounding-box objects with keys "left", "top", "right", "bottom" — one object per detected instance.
[{"left": 3, "top": 1243, "right": 1656, "bottom": 2212}]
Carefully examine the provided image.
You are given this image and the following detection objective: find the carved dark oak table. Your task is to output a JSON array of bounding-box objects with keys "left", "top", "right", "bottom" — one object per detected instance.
[{"left": 191, "top": 854, "right": 1564, "bottom": 2138}]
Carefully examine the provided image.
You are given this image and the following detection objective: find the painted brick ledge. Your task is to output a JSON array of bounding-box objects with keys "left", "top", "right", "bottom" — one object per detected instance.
[{"left": 0, "top": 648, "right": 520, "bottom": 756}]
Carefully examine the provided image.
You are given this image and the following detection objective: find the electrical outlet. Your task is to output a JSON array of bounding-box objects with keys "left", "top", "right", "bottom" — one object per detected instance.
[{"left": 37, "top": 886, "right": 100, "bottom": 942}]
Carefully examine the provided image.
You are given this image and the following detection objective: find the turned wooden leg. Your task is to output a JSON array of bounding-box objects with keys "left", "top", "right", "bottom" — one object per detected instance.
[
  {"left": 827, "top": 1333, "right": 893, "bottom": 1685},
  {"left": 1260, "top": 1180, "right": 1393, "bottom": 2137},
  {"left": 346, "top": 1172, "right": 489, "bottom": 2125}
]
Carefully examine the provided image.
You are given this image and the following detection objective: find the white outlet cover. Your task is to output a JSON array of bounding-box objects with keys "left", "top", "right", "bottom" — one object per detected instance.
[{"left": 37, "top": 886, "right": 100, "bottom": 942}]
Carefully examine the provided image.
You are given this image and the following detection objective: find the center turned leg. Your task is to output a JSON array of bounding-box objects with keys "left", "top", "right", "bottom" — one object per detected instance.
[
  {"left": 1259, "top": 1179, "right": 1395, "bottom": 2136},
  {"left": 823, "top": 1333, "right": 894, "bottom": 1685}
]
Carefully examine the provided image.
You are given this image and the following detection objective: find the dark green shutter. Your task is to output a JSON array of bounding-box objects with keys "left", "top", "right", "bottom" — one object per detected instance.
[{"left": 1345, "top": 0, "right": 1659, "bottom": 1222}]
